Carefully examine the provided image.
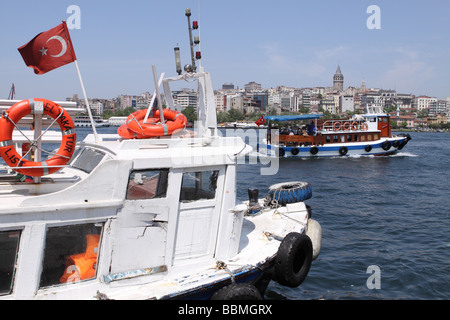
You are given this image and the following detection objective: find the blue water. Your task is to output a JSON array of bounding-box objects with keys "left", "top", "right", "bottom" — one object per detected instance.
[
  {"left": 11, "top": 127, "right": 448, "bottom": 299},
  {"left": 235, "top": 131, "right": 449, "bottom": 300}
]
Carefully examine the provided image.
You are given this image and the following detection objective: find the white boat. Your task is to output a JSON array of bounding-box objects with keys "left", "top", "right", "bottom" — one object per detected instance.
[
  {"left": 259, "top": 109, "right": 411, "bottom": 158},
  {"left": 74, "top": 115, "right": 110, "bottom": 128},
  {"left": 0, "top": 10, "right": 321, "bottom": 300}
]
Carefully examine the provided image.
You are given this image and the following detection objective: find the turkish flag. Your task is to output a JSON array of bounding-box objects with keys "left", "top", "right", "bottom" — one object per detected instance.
[
  {"left": 18, "top": 21, "right": 76, "bottom": 75},
  {"left": 255, "top": 116, "right": 266, "bottom": 126}
]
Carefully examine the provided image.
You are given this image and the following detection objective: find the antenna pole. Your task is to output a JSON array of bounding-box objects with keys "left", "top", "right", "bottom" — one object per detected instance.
[{"left": 185, "top": 8, "right": 196, "bottom": 72}]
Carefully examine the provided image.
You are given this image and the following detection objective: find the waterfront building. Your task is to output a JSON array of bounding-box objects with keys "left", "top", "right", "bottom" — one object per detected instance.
[
  {"left": 412, "top": 96, "right": 437, "bottom": 112},
  {"left": 340, "top": 95, "right": 354, "bottom": 113},
  {"left": 244, "top": 81, "right": 262, "bottom": 92}
]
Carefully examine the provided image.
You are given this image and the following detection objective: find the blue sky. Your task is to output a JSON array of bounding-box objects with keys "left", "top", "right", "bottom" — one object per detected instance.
[{"left": 1, "top": 0, "right": 449, "bottom": 100}]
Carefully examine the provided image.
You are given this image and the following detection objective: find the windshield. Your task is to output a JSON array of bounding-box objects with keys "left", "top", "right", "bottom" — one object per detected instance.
[{"left": 69, "top": 147, "right": 106, "bottom": 173}]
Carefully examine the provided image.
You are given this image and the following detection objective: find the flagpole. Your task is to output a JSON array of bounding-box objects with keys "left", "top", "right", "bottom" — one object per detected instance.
[{"left": 74, "top": 60, "right": 99, "bottom": 142}]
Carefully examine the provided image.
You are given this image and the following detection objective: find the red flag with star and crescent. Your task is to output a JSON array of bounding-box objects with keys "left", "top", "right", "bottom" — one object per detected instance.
[
  {"left": 18, "top": 21, "right": 76, "bottom": 75},
  {"left": 255, "top": 116, "right": 266, "bottom": 126}
]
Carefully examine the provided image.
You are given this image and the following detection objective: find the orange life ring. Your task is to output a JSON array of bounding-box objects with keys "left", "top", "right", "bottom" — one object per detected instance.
[
  {"left": 333, "top": 122, "right": 341, "bottom": 131},
  {"left": 361, "top": 123, "right": 368, "bottom": 131},
  {"left": 0, "top": 99, "right": 76, "bottom": 177},
  {"left": 118, "top": 109, "right": 187, "bottom": 139},
  {"left": 351, "top": 121, "right": 359, "bottom": 130},
  {"left": 343, "top": 122, "right": 351, "bottom": 131}
]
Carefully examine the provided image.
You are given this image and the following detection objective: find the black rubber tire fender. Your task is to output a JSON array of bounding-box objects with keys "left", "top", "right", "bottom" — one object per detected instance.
[
  {"left": 210, "top": 283, "right": 262, "bottom": 300},
  {"left": 274, "top": 232, "right": 313, "bottom": 288}
]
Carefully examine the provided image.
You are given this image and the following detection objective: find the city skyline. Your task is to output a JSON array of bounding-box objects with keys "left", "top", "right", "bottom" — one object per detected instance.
[{"left": 1, "top": 1, "right": 449, "bottom": 101}]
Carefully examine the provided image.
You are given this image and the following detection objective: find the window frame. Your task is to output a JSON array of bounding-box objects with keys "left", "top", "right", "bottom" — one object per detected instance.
[
  {"left": 39, "top": 222, "right": 104, "bottom": 289},
  {"left": 0, "top": 228, "right": 22, "bottom": 296}
]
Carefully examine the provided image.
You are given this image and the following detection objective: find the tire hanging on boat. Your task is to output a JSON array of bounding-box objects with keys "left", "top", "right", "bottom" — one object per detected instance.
[
  {"left": 382, "top": 141, "right": 391, "bottom": 151},
  {"left": 310, "top": 146, "right": 318, "bottom": 155},
  {"left": 274, "top": 232, "right": 313, "bottom": 288},
  {"left": 267, "top": 181, "right": 312, "bottom": 206},
  {"left": 397, "top": 140, "right": 407, "bottom": 150},
  {"left": 339, "top": 146, "right": 348, "bottom": 156},
  {"left": 365, "top": 145, "right": 372, "bottom": 152},
  {"left": 0, "top": 98, "right": 77, "bottom": 177},
  {"left": 291, "top": 147, "right": 299, "bottom": 156},
  {"left": 278, "top": 147, "right": 285, "bottom": 157},
  {"left": 210, "top": 283, "right": 262, "bottom": 300}
]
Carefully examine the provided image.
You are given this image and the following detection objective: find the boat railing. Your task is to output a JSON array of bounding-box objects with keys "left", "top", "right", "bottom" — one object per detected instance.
[{"left": 321, "top": 120, "right": 368, "bottom": 132}]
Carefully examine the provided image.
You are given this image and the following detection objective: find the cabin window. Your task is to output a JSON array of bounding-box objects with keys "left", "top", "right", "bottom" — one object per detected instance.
[
  {"left": 70, "top": 147, "right": 106, "bottom": 173},
  {"left": 354, "top": 135, "right": 358, "bottom": 142},
  {"left": 374, "top": 134, "right": 379, "bottom": 140},
  {"left": 340, "top": 135, "right": 345, "bottom": 143},
  {"left": 126, "top": 169, "right": 169, "bottom": 200},
  {"left": 346, "top": 135, "right": 352, "bottom": 142},
  {"left": 40, "top": 223, "right": 103, "bottom": 288},
  {"left": 180, "top": 170, "right": 219, "bottom": 202},
  {"left": 0, "top": 230, "right": 21, "bottom": 296},
  {"left": 326, "top": 136, "right": 331, "bottom": 143},
  {"left": 361, "top": 135, "right": 366, "bottom": 142},
  {"left": 333, "top": 135, "right": 339, "bottom": 143},
  {"left": 368, "top": 135, "right": 372, "bottom": 141}
]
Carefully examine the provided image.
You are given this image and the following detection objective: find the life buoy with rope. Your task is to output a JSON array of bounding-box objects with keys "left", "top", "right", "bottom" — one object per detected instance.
[
  {"left": 351, "top": 122, "right": 359, "bottom": 130},
  {"left": 118, "top": 109, "right": 187, "bottom": 139},
  {"left": 333, "top": 122, "right": 341, "bottom": 131},
  {"left": 274, "top": 232, "right": 313, "bottom": 288},
  {"left": 361, "top": 123, "right": 368, "bottom": 131},
  {"left": 0, "top": 99, "right": 76, "bottom": 177},
  {"left": 343, "top": 122, "right": 351, "bottom": 131}
]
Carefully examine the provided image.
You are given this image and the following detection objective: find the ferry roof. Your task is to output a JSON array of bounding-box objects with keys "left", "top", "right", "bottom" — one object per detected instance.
[{"left": 264, "top": 114, "right": 323, "bottom": 122}]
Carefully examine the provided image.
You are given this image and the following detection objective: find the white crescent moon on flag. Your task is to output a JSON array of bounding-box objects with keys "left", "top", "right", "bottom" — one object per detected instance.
[{"left": 46, "top": 35, "right": 67, "bottom": 58}]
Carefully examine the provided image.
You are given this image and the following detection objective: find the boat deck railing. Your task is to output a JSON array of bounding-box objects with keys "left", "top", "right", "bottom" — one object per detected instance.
[{"left": 321, "top": 120, "right": 368, "bottom": 132}]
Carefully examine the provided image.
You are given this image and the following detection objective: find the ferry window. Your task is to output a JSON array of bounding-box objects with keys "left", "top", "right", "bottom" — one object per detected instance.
[
  {"left": 326, "top": 136, "right": 331, "bottom": 143},
  {"left": 333, "top": 135, "right": 339, "bottom": 143},
  {"left": 368, "top": 135, "right": 372, "bottom": 141},
  {"left": 340, "top": 135, "right": 345, "bottom": 143},
  {"left": 40, "top": 223, "right": 103, "bottom": 288},
  {"left": 180, "top": 170, "right": 219, "bottom": 202},
  {"left": 374, "top": 134, "right": 379, "bottom": 140},
  {"left": 70, "top": 147, "right": 106, "bottom": 173},
  {"left": 0, "top": 230, "right": 21, "bottom": 296},
  {"left": 346, "top": 135, "right": 352, "bottom": 142},
  {"left": 361, "top": 135, "right": 366, "bottom": 142},
  {"left": 353, "top": 135, "right": 358, "bottom": 142},
  {"left": 126, "top": 169, "right": 169, "bottom": 200}
]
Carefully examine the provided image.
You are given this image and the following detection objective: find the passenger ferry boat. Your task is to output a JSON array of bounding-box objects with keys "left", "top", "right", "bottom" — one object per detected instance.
[
  {"left": 0, "top": 10, "right": 321, "bottom": 300},
  {"left": 74, "top": 115, "right": 110, "bottom": 128},
  {"left": 259, "top": 108, "right": 411, "bottom": 158}
]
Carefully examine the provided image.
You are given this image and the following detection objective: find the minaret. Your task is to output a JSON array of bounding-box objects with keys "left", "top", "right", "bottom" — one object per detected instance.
[{"left": 333, "top": 66, "right": 344, "bottom": 92}]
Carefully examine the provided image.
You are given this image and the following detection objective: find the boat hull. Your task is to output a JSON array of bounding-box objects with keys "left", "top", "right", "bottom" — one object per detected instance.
[
  {"left": 161, "top": 258, "right": 274, "bottom": 300},
  {"left": 260, "top": 136, "right": 410, "bottom": 158}
]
